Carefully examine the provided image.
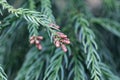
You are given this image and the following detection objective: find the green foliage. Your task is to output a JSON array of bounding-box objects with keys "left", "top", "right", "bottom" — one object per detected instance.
[
  {"left": 91, "top": 18, "right": 120, "bottom": 37},
  {"left": 0, "top": 0, "right": 53, "bottom": 29},
  {"left": 0, "top": 0, "right": 120, "bottom": 80},
  {"left": 15, "top": 48, "right": 47, "bottom": 80},
  {"left": 41, "top": 0, "right": 55, "bottom": 23},
  {"left": 74, "top": 15, "right": 120, "bottom": 80},
  {"left": 0, "top": 66, "right": 7, "bottom": 80},
  {"left": 28, "top": 23, "right": 39, "bottom": 37},
  {"left": 43, "top": 49, "right": 66, "bottom": 80},
  {"left": 68, "top": 53, "right": 87, "bottom": 80},
  {"left": 100, "top": 63, "right": 120, "bottom": 80},
  {"left": 75, "top": 16, "right": 102, "bottom": 80}
]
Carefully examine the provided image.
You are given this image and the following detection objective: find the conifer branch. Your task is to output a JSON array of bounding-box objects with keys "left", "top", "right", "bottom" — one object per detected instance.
[
  {"left": 73, "top": 54, "right": 87, "bottom": 80},
  {"left": 0, "top": 0, "right": 59, "bottom": 35},
  {"left": 74, "top": 15, "right": 102, "bottom": 80},
  {"left": 40, "top": 0, "right": 70, "bottom": 52},
  {"left": 40, "top": 0, "right": 57, "bottom": 40},
  {"left": 68, "top": 53, "right": 87, "bottom": 80},
  {"left": 74, "top": 14, "right": 120, "bottom": 80},
  {"left": 28, "top": 23, "right": 39, "bottom": 37},
  {"left": 43, "top": 49, "right": 68, "bottom": 80},
  {"left": 0, "top": 66, "right": 7, "bottom": 80},
  {"left": 41, "top": 0, "right": 55, "bottom": 23},
  {"left": 40, "top": 0, "right": 69, "bottom": 79},
  {"left": 0, "top": 0, "right": 49, "bottom": 25},
  {"left": 0, "top": 0, "right": 70, "bottom": 51}
]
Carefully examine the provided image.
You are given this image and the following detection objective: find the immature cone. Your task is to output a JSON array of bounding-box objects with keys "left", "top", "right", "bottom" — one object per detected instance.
[
  {"left": 55, "top": 40, "right": 60, "bottom": 47},
  {"left": 29, "top": 36, "right": 43, "bottom": 50},
  {"left": 35, "top": 40, "right": 39, "bottom": 44},
  {"left": 57, "top": 32, "right": 67, "bottom": 38},
  {"left": 54, "top": 32, "right": 70, "bottom": 52},
  {"left": 61, "top": 44, "right": 67, "bottom": 52},
  {"left": 36, "top": 44, "right": 42, "bottom": 50},
  {"left": 30, "top": 39, "right": 35, "bottom": 44}
]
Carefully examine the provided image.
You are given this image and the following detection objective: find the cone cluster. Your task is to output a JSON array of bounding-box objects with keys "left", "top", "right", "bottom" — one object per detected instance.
[
  {"left": 30, "top": 36, "right": 43, "bottom": 50},
  {"left": 54, "top": 32, "right": 70, "bottom": 52}
]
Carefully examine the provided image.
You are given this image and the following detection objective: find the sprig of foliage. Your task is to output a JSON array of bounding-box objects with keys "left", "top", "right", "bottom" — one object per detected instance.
[
  {"left": 73, "top": 14, "right": 120, "bottom": 80},
  {"left": 40, "top": 0, "right": 56, "bottom": 40},
  {"left": 0, "top": 66, "right": 7, "bottom": 80},
  {"left": 74, "top": 15, "right": 102, "bottom": 80},
  {"left": 0, "top": 0, "right": 70, "bottom": 52},
  {"left": 68, "top": 53, "right": 87, "bottom": 80},
  {"left": 43, "top": 49, "right": 68, "bottom": 80},
  {"left": 25, "top": 0, "right": 70, "bottom": 79},
  {"left": 0, "top": 0, "right": 57, "bottom": 34},
  {"left": 73, "top": 54, "right": 87, "bottom": 80},
  {"left": 40, "top": 0, "right": 70, "bottom": 52},
  {"left": 28, "top": 23, "right": 39, "bottom": 37},
  {"left": 41, "top": 0, "right": 55, "bottom": 23},
  {"left": 0, "top": 0, "right": 48, "bottom": 25}
]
